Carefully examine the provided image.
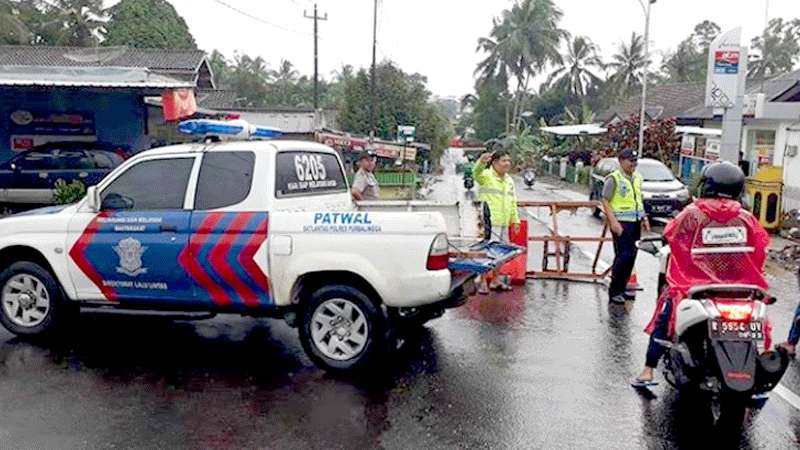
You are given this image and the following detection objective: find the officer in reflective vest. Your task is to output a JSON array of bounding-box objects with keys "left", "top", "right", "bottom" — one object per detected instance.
[
  {"left": 474, "top": 150, "right": 520, "bottom": 293},
  {"left": 601, "top": 148, "right": 650, "bottom": 304}
]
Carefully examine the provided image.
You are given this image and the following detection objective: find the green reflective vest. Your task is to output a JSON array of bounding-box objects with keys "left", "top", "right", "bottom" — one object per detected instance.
[
  {"left": 473, "top": 162, "right": 520, "bottom": 226},
  {"left": 609, "top": 169, "right": 645, "bottom": 222}
]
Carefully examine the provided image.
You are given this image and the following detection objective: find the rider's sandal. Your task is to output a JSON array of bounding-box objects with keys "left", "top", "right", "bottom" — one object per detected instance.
[{"left": 630, "top": 377, "right": 659, "bottom": 388}]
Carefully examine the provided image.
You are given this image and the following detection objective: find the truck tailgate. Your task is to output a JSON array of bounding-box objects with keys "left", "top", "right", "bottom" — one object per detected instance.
[{"left": 355, "top": 200, "right": 483, "bottom": 241}]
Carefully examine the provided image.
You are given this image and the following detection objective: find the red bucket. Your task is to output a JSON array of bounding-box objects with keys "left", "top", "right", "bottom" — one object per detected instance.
[{"left": 498, "top": 218, "right": 528, "bottom": 285}]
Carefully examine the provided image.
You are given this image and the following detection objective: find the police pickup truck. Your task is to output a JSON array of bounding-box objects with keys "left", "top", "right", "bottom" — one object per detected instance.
[{"left": 0, "top": 120, "right": 517, "bottom": 372}]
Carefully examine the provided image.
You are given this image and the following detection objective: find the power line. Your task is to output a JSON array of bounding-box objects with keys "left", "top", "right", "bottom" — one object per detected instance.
[{"left": 210, "top": 0, "right": 311, "bottom": 36}]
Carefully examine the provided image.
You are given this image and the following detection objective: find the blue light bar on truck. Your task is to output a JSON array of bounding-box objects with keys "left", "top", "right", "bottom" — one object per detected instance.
[{"left": 177, "top": 119, "right": 283, "bottom": 139}]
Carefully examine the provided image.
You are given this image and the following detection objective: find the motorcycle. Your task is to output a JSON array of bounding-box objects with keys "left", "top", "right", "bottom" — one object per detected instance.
[
  {"left": 637, "top": 236, "right": 789, "bottom": 427},
  {"left": 523, "top": 169, "right": 536, "bottom": 189}
]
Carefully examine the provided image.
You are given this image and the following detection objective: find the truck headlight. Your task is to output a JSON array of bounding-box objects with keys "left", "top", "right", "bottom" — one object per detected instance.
[{"left": 676, "top": 188, "right": 691, "bottom": 202}]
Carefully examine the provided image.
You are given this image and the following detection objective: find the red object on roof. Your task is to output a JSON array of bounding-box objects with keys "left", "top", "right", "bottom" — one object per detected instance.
[{"left": 162, "top": 88, "right": 197, "bottom": 121}]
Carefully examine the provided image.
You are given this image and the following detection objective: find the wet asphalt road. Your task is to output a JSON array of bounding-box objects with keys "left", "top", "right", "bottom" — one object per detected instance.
[{"left": 2, "top": 177, "right": 800, "bottom": 449}]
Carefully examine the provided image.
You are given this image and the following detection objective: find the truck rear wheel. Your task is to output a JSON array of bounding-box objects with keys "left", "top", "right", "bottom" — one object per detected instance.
[
  {"left": 299, "top": 284, "right": 385, "bottom": 373},
  {"left": 0, "top": 261, "right": 71, "bottom": 337}
]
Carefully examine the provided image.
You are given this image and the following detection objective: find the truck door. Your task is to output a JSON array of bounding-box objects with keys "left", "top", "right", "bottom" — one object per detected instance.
[
  {"left": 67, "top": 155, "right": 199, "bottom": 303},
  {"left": 185, "top": 151, "right": 271, "bottom": 308}
]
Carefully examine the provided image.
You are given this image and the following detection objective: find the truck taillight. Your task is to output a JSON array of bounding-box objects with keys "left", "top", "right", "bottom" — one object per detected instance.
[
  {"left": 427, "top": 233, "right": 449, "bottom": 271},
  {"left": 716, "top": 302, "right": 754, "bottom": 321}
]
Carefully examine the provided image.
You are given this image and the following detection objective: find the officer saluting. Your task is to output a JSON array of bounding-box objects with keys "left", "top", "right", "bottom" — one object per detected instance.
[{"left": 601, "top": 148, "right": 650, "bottom": 304}]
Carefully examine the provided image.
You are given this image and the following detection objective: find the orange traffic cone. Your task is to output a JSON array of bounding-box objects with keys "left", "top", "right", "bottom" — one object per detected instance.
[{"left": 625, "top": 271, "right": 642, "bottom": 292}]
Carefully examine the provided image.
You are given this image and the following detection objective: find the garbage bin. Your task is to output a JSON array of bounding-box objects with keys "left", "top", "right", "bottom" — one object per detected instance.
[{"left": 745, "top": 166, "right": 783, "bottom": 231}]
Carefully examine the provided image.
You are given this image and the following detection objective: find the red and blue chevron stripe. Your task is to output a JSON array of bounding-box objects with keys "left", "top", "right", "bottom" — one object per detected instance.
[{"left": 178, "top": 212, "right": 270, "bottom": 307}]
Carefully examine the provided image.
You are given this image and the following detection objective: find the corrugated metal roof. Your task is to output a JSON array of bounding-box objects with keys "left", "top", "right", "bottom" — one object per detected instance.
[
  {"left": 0, "top": 46, "right": 206, "bottom": 72},
  {"left": 0, "top": 65, "right": 193, "bottom": 89}
]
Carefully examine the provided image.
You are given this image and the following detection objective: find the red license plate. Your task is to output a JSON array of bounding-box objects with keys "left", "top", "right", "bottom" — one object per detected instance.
[{"left": 709, "top": 319, "right": 763, "bottom": 341}]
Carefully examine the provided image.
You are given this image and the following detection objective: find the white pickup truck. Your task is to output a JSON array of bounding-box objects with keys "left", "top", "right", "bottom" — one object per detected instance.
[{"left": 0, "top": 137, "right": 517, "bottom": 372}]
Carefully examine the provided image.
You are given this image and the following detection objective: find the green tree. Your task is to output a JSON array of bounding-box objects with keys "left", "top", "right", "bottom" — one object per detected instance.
[
  {"left": 607, "top": 33, "right": 647, "bottom": 98},
  {"left": 546, "top": 35, "right": 604, "bottom": 97},
  {"left": 227, "top": 53, "right": 270, "bottom": 107},
  {"left": 43, "top": 0, "right": 106, "bottom": 46},
  {"left": 475, "top": 0, "right": 567, "bottom": 132},
  {"left": 660, "top": 20, "right": 720, "bottom": 83},
  {"left": 0, "top": 0, "right": 35, "bottom": 44},
  {"left": 208, "top": 49, "right": 230, "bottom": 87},
  {"left": 338, "top": 61, "right": 451, "bottom": 158},
  {"left": 104, "top": 0, "right": 196, "bottom": 49},
  {"left": 749, "top": 18, "right": 800, "bottom": 80}
]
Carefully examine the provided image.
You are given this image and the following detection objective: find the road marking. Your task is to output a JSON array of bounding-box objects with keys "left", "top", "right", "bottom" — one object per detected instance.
[{"left": 774, "top": 383, "right": 800, "bottom": 410}]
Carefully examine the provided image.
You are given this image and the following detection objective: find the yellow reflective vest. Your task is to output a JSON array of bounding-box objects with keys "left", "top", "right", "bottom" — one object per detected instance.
[
  {"left": 608, "top": 169, "right": 645, "bottom": 222},
  {"left": 473, "top": 162, "right": 520, "bottom": 226}
]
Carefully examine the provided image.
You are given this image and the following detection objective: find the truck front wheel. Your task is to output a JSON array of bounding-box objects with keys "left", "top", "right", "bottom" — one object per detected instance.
[
  {"left": 0, "top": 261, "right": 72, "bottom": 337},
  {"left": 299, "top": 285, "right": 385, "bottom": 373}
]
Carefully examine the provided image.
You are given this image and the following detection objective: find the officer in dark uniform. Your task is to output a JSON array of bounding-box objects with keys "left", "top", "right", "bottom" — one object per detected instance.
[{"left": 601, "top": 148, "right": 650, "bottom": 304}]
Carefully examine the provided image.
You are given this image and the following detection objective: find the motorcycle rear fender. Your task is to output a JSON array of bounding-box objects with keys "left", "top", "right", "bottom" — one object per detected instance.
[
  {"left": 675, "top": 299, "right": 710, "bottom": 337},
  {"left": 712, "top": 340, "right": 757, "bottom": 392}
]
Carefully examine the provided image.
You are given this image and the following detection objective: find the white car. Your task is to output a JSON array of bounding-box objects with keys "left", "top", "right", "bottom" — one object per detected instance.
[{"left": 0, "top": 135, "right": 517, "bottom": 373}]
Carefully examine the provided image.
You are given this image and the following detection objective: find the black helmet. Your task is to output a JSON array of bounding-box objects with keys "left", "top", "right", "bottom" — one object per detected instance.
[{"left": 699, "top": 161, "right": 745, "bottom": 199}]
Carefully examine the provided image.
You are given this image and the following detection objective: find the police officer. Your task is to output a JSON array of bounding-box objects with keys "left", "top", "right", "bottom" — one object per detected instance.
[
  {"left": 351, "top": 150, "right": 380, "bottom": 201},
  {"left": 601, "top": 148, "right": 650, "bottom": 304}
]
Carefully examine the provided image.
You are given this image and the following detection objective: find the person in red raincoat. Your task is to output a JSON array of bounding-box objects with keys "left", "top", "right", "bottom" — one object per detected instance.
[{"left": 633, "top": 162, "right": 770, "bottom": 386}]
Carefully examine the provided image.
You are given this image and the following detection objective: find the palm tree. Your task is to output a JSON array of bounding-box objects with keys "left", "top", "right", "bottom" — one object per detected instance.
[
  {"left": 42, "top": 0, "right": 106, "bottom": 46},
  {"left": 660, "top": 38, "right": 702, "bottom": 83},
  {"left": 270, "top": 59, "right": 300, "bottom": 84},
  {"left": 607, "top": 32, "right": 648, "bottom": 98},
  {"left": 475, "top": 0, "right": 567, "bottom": 132},
  {"left": 546, "top": 36, "right": 604, "bottom": 97}
]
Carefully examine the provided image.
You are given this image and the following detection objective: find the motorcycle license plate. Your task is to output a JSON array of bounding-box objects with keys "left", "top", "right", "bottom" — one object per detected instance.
[{"left": 709, "top": 319, "right": 764, "bottom": 341}]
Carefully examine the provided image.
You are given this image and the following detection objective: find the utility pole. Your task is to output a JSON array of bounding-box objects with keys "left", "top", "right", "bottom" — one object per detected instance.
[
  {"left": 369, "top": 0, "right": 378, "bottom": 139},
  {"left": 304, "top": 4, "right": 327, "bottom": 110},
  {"left": 637, "top": 0, "right": 655, "bottom": 156}
]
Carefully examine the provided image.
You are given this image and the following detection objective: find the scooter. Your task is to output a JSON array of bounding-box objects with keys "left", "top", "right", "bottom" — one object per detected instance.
[
  {"left": 523, "top": 170, "right": 536, "bottom": 189},
  {"left": 637, "top": 236, "right": 790, "bottom": 427}
]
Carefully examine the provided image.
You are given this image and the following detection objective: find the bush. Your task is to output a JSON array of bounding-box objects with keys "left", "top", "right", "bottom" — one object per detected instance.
[{"left": 53, "top": 179, "right": 86, "bottom": 205}]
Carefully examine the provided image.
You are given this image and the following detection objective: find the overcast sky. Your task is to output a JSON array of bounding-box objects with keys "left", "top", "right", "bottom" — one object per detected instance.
[{"left": 163, "top": 0, "right": 799, "bottom": 98}]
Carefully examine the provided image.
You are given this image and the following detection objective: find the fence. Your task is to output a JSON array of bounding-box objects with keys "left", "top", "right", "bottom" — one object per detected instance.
[
  {"left": 348, "top": 169, "right": 420, "bottom": 200},
  {"left": 539, "top": 158, "right": 591, "bottom": 188}
]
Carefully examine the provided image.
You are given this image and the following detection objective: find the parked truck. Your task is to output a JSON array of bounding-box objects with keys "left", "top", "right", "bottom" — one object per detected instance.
[{"left": 0, "top": 124, "right": 517, "bottom": 373}]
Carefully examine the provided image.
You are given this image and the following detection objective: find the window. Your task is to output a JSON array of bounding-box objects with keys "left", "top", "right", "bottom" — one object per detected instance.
[
  {"left": 275, "top": 151, "right": 347, "bottom": 198},
  {"left": 101, "top": 158, "right": 194, "bottom": 210},
  {"left": 749, "top": 129, "right": 776, "bottom": 165},
  {"left": 195, "top": 152, "right": 255, "bottom": 210},
  {"left": 52, "top": 150, "right": 94, "bottom": 170},
  {"left": 90, "top": 150, "right": 124, "bottom": 169},
  {"left": 15, "top": 151, "right": 56, "bottom": 170}
]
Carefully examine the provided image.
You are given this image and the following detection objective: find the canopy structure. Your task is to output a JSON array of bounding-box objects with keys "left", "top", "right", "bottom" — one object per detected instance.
[
  {"left": 539, "top": 123, "right": 607, "bottom": 136},
  {"left": 674, "top": 126, "right": 722, "bottom": 137}
]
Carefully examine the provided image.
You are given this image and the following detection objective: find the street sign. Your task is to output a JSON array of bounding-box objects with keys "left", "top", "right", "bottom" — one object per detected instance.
[
  {"left": 397, "top": 125, "right": 415, "bottom": 143},
  {"left": 705, "top": 28, "right": 742, "bottom": 109}
]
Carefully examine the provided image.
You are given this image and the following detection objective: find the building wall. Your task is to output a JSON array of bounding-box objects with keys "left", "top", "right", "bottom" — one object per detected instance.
[{"left": 0, "top": 88, "right": 147, "bottom": 163}]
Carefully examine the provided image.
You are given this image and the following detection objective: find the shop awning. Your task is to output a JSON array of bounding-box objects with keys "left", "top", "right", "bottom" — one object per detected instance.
[
  {"left": 539, "top": 123, "right": 607, "bottom": 136},
  {"left": 0, "top": 65, "right": 193, "bottom": 92},
  {"left": 674, "top": 126, "right": 722, "bottom": 137}
]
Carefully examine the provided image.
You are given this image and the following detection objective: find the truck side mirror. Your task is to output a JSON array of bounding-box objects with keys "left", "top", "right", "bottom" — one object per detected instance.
[{"left": 86, "top": 186, "right": 99, "bottom": 212}]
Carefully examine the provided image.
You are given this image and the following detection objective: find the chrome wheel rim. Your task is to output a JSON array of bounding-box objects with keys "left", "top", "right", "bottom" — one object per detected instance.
[
  {"left": 311, "top": 298, "right": 369, "bottom": 361},
  {"left": 2, "top": 274, "right": 50, "bottom": 327}
]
